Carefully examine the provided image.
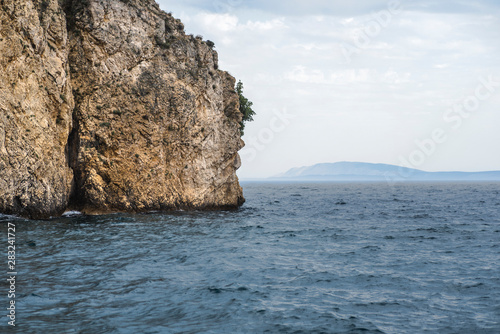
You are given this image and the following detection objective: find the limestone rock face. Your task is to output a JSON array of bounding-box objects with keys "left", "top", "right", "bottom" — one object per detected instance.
[
  {"left": 0, "top": 0, "right": 74, "bottom": 219},
  {"left": 0, "top": 0, "right": 245, "bottom": 218}
]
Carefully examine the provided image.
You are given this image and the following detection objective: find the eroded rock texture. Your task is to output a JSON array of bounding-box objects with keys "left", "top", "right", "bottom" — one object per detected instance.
[
  {"left": 0, "top": 0, "right": 244, "bottom": 218},
  {"left": 0, "top": 0, "right": 74, "bottom": 218}
]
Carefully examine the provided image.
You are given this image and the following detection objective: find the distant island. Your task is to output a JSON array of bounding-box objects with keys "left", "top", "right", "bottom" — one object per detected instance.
[{"left": 271, "top": 162, "right": 500, "bottom": 182}]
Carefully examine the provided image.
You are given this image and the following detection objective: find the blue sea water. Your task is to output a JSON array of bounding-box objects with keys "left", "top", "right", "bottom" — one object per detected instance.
[{"left": 1, "top": 182, "right": 500, "bottom": 333}]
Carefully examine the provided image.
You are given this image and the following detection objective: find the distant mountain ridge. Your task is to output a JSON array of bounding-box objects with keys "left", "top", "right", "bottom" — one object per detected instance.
[{"left": 273, "top": 162, "right": 500, "bottom": 181}]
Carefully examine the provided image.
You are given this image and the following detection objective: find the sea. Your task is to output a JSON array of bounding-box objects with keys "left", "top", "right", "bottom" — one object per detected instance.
[{"left": 1, "top": 182, "right": 499, "bottom": 333}]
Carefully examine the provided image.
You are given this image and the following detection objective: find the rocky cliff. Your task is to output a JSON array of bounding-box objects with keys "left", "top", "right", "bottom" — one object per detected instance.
[{"left": 0, "top": 0, "right": 245, "bottom": 219}]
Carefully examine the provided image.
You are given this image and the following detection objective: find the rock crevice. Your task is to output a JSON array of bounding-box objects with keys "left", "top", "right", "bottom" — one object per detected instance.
[{"left": 0, "top": 0, "right": 245, "bottom": 219}]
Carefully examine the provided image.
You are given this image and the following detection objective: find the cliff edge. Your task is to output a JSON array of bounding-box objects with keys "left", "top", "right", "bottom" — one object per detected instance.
[{"left": 0, "top": 0, "right": 245, "bottom": 219}]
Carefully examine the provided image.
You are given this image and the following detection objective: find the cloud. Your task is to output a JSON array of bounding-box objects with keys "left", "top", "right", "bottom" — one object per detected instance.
[
  {"left": 155, "top": 0, "right": 500, "bottom": 177},
  {"left": 161, "top": 0, "right": 393, "bottom": 16},
  {"left": 243, "top": 18, "right": 287, "bottom": 31},
  {"left": 195, "top": 13, "right": 287, "bottom": 32},
  {"left": 159, "top": 0, "right": 500, "bottom": 16},
  {"left": 284, "top": 67, "right": 411, "bottom": 85},
  {"left": 404, "top": 0, "right": 500, "bottom": 14},
  {"left": 197, "top": 13, "right": 239, "bottom": 31}
]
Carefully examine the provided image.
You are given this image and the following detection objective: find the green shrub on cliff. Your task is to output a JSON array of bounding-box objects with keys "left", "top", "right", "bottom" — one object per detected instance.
[{"left": 236, "top": 80, "right": 255, "bottom": 136}]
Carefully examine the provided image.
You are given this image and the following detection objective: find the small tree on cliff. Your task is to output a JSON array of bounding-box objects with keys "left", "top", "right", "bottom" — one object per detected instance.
[{"left": 236, "top": 80, "right": 255, "bottom": 136}]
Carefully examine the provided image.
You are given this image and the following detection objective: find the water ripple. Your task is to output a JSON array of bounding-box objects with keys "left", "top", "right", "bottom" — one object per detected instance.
[{"left": 1, "top": 182, "right": 499, "bottom": 333}]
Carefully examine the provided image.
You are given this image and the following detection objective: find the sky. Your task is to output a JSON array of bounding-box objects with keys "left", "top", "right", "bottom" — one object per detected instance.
[{"left": 157, "top": 0, "right": 500, "bottom": 178}]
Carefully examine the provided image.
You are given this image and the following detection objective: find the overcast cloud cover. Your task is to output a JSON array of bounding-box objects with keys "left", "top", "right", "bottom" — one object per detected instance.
[{"left": 157, "top": 0, "right": 500, "bottom": 178}]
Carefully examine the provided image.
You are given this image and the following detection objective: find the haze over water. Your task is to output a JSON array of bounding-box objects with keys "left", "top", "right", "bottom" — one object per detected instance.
[{"left": 1, "top": 182, "right": 499, "bottom": 333}]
